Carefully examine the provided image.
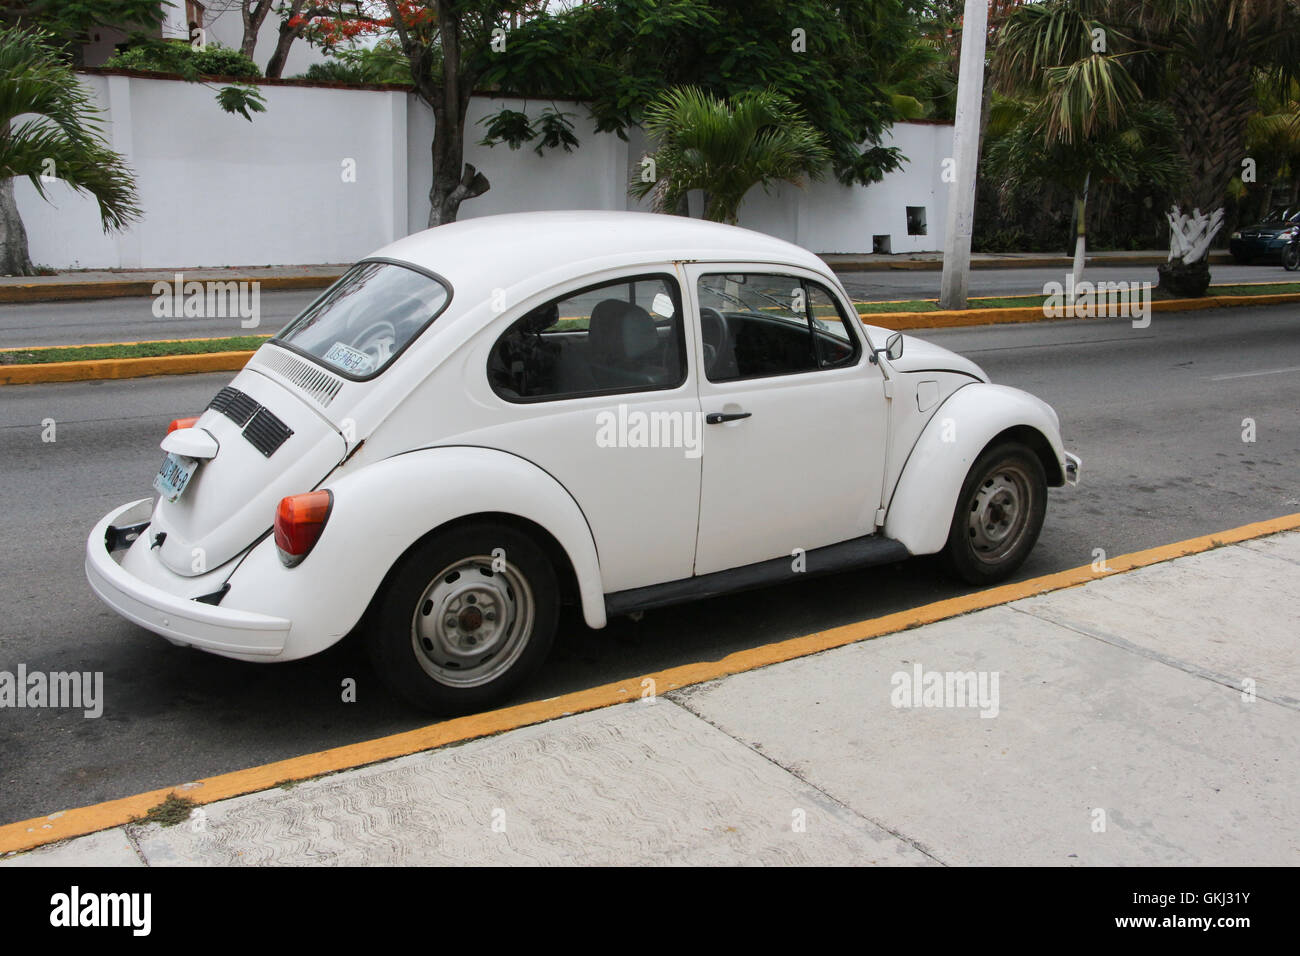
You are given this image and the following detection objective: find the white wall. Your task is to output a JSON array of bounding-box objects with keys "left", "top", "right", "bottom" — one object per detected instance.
[{"left": 16, "top": 72, "right": 952, "bottom": 269}]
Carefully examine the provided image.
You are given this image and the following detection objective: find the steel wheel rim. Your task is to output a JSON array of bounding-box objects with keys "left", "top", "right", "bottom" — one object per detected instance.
[
  {"left": 410, "top": 554, "right": 535, "bottom": 688},
  {"left": 966, "top": 461, "right": 1033, "bottom": 564}
]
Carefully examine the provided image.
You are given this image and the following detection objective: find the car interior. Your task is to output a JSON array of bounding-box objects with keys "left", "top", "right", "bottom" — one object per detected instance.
[
  {"left": 489, "top": 279, "right": 858, "bottom": 400},
  {"left": 489, "top": 298, "right": 683, "bottom": 399}
]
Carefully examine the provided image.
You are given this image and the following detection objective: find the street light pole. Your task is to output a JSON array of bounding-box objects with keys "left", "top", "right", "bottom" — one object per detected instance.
[{"left": 939, "top": 0, "right": 990, "bottom": 311}]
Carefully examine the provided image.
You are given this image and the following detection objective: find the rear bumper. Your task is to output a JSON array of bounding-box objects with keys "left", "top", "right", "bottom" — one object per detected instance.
[{"left": 86, "top": 499, "right": 290, "bottom": 659}]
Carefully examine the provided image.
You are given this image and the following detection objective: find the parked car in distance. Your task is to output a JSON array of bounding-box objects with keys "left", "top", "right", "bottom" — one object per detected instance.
[
  {"left": 87, "top": 211, "right": 1080, "bottom": 713},
  {"left": 1229, "top": 206, "right": 1300, "bottom": 264}
]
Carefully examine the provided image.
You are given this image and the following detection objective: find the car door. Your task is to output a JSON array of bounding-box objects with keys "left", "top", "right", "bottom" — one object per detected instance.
[
  {"left": 686, "top": 264, "right": 890, "bottom": 576},
  {"left": 474, "top": 268, "right": 703, "bottom": 594}
]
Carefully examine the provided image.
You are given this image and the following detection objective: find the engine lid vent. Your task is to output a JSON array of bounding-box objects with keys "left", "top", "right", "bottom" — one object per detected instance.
[{"left": 256, "top": 348, "right": 344, "bottom": 408}]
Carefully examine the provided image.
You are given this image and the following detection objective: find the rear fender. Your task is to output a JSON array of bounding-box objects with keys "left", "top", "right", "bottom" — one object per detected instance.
[{"left": 224, "top": 446, "right": 606, "bottom": 658}]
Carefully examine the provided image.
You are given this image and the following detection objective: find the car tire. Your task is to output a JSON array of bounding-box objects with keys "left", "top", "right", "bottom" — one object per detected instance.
[
  {"left": 367, "top": 522, "right": 559, "bottom": 714},
  {"left": 1232, "top": 253, "right": 1252, "bottom": 265},
  {"left": 942, "top": 442, "right": 1047, "bottom": 586},
  {"left": 1282, "top": 242, "right": 1300, "bottom": 272}
]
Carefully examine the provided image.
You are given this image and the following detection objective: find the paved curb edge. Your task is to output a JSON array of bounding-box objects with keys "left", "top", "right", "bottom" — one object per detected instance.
[{"left": 3, "top": 511, "right": 1297, "bottom": 856}]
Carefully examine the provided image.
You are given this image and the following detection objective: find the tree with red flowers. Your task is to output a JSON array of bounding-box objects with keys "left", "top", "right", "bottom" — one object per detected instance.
[{"left": 294, "top": 0, "right": 543, "bottom": 225}]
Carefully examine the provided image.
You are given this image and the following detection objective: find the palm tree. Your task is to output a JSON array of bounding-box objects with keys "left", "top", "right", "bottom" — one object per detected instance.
[
  {"left": 987, "top": 98, "right": 1185, "bottom": 273},
  {"left": 0, "top": 26, "right": 141, "bottom": 276},
  {"left": 992, "top": 2, "right": 1147, "bottom": 281},
  {"left": 1240, "top": 78, "right": 1300, "bottom": 216},
  {"left": 992, "top": 0, "right": 1300, "bottom": 295},
  {"left": 630, "top": 86, "right": 831, "bottom": 225}
]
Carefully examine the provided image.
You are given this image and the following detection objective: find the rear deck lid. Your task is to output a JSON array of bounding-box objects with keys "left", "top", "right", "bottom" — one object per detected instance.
[{"left": 150, "top": 369, "right": 347, "bottom": 576}]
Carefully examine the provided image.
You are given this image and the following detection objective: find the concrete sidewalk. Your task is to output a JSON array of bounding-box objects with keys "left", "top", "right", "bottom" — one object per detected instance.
[
  {"left": 4, "top": 530, "right": 1297, "bottom": 866},
  {"left": 0, "top": 251, "right": 1234, "bottom": 303}
]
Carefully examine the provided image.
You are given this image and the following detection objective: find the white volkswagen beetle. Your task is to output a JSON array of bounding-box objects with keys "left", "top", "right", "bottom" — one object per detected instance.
[{"left": 87, "top": 211, "right": 1079, "bottom": 712}]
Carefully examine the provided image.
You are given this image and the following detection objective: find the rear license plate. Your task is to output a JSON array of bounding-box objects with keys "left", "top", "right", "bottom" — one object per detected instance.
[{"left": 153, "top": 451, "right": 198, "bottom": 503}]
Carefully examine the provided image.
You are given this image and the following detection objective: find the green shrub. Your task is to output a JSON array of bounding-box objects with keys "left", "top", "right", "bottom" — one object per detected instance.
[
  {"left": 106, "top": 41, "right": 261, "bottom": 79},
  {"left": 298, "top": 61, "right": 370, "bottom": 84}
]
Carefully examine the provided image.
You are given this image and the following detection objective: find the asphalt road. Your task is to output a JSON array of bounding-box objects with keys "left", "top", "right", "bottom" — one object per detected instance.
[
  {"left": 0, "top": 262, "right": 1289, "bottom": 348},
  {"left": 1, "top": 304, "right": 1298, "bottom": 824}
]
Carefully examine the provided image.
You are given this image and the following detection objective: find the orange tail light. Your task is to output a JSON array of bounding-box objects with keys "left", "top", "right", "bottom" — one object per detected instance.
[{"left": 274, "top": 490, "right": 334, "bottom": 567}]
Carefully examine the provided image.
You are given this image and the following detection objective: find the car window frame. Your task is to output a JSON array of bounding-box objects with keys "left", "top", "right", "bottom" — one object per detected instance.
[
  {"left": 696, "top": 269, "right": 863, "bottom": 385},
  {"left": 270, "top": 256, "right": 455, "bottom": 383},
  {"left": 488, "top": 270, "right": 689, "bottom": 405}
]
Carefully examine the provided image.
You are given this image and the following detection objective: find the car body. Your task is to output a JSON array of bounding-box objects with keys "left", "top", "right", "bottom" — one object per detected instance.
[
  {"left": 87, "top": 210, "right": 1079, "bottom": 712},
  {"left": 1229, "top": 206, "right": 1300, "bottom": 263}
]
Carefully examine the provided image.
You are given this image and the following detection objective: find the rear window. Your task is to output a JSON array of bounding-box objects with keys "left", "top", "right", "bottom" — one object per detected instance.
[{"left": 274, "top": 260, "right": 451, "bottom": 379}]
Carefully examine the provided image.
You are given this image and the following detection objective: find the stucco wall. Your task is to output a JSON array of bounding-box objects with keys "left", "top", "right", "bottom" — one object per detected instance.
[{"left": 16, "top": 72, "right": 953, "bottom": 269}]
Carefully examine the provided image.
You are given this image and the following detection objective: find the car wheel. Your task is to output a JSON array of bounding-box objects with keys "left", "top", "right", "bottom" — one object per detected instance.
[
  {"left": 942, "top": 442, "right": 1047, "bottom": 586},
  {"left": 1282, "top": 242, "right": 1300, "bottom": 272},
  {"left": 1232, "top": 253, "right": 1252, "bottom": 265},
  {"left": 367, "top": 522, "right": 559, "bottom": 714}
]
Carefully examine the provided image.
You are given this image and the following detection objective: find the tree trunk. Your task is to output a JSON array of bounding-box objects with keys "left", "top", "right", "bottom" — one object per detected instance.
[
  {"left": 0, "top": 178, "right": 35, "bottom": 277},
  {"left": 1159, "top": 204, "right": 1224, "bottom": 297},
  {"left": 1163, "top": 20, "right": 1256, "bottom": 285},
  {"left": 1070, "top": 174, "right": 1090, "bottom": 282},
  {"left": 240, "top": 1, "right": 274, "bottom": 60},
  {"left": 425, "top": 7, "right": 489, "bottom": 226},
  {"left": 1156, "top": 258, "right": 1211, "bottom": 298},
  {"left": 263, "top": 1, "right": 306, "bottom": 79}
]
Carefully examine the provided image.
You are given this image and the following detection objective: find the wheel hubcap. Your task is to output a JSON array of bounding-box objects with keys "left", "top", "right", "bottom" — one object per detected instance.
[
  {"left": 411, "top": 555, "right": 534, "bottom": 687},
  {"left": 967, "top": 463, "right": 1033, "bottom": 564}
]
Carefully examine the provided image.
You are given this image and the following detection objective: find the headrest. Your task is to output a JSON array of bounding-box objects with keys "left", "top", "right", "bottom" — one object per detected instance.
[{"left": 589, "top": 299, "right": 658, "bottom": 361}]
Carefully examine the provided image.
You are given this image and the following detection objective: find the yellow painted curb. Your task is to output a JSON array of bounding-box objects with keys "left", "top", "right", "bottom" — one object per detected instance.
[
  {"left": 2, "top": 335, "right": 272, "bottom": 352},
  {"left": 0, "top": 350, "right": 255, "bottom": 386},
  {"left": 3, "top": 510, "right": 1298, "bottom": 857},
  {"left": 863, "top": 291, "right": 1300, "bottom": 330}
]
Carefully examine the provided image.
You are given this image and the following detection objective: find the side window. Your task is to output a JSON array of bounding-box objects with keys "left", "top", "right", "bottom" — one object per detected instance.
[
  {"left": 807, "top": 282, "right": 860, "bottom": 369},
  {"left": 698, "top": 273, "right": 859, "bottom": 383},
  {"left": 489, "top": 274, "right": 686, "bottom": 402}
]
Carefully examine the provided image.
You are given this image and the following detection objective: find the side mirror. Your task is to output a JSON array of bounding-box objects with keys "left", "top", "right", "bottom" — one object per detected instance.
[
  {"left": 886, "top": 331, "right": 904, "bottom": 360},
  {"left": 871, "top": 331, "right": 905, "bottom": 364}
]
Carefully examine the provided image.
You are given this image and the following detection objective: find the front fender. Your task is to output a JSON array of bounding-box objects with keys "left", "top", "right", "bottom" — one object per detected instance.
[
  {"left": 224, "top": 446, "right": 606, "bottom": 659},
  {"left": 883, "top": 383, "right": 1068, "bottom": 556}
]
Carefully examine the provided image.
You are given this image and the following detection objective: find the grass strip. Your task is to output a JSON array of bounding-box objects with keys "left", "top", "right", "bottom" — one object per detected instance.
[{"left": 0, "top": 335, "right": 271, "bottom": 365}]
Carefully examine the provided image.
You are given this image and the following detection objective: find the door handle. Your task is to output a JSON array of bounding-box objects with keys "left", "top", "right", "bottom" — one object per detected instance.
[{"left": 706, "top": 411, "right": 752, "bottom": 425}]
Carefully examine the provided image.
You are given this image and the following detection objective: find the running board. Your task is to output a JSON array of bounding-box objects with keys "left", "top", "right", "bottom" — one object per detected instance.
[{"left": 605, "top": 535, "right": 911, "bottom": 618}]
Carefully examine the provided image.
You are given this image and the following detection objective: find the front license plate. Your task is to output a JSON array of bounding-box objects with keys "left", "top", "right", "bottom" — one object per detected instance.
[{"left": 153, "top": 451, "right": 198, "bottom": 503}]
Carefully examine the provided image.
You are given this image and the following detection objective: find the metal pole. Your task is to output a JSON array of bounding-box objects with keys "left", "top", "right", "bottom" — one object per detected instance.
[{"left": 939, "top": 0, "right": 990, "bottom": 310}]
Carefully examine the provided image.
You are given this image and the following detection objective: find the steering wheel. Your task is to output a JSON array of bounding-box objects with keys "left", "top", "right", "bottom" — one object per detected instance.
[
  {"left": 699, "top": 307, "right": 728, "bottom": 375},
  {"left": 353, "top": 320, "right": 397, "bottom": 371}
]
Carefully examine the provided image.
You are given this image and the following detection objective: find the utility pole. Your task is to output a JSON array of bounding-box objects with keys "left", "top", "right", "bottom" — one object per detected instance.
[{"left": 939, "top": 0, "right": 990, "bottom": 310}]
